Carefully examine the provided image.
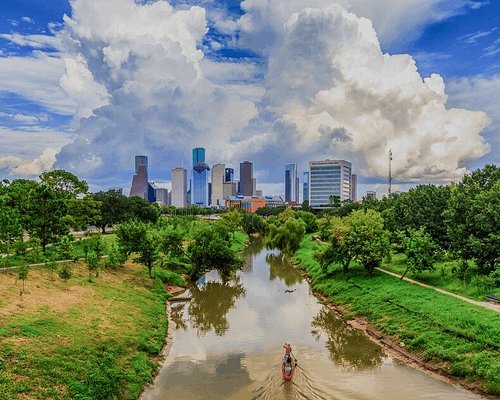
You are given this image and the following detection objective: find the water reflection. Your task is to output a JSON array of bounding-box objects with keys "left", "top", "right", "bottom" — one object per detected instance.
[
  {"left": 266, "top": 253, "right": 304, "bottom": 286},
  {"left": 188, "top": 278, "right": 246, "bottom": 336},
  {"left": 311, "top": 308, "right": 384, "bottom": 370},
  {"left": 169, "top": 303, "right": 187, "bottom": 331}
]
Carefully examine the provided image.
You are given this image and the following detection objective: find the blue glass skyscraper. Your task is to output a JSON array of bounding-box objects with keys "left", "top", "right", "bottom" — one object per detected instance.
[{"left": 192, "top": 147, "right": 210, "bottom": 207}]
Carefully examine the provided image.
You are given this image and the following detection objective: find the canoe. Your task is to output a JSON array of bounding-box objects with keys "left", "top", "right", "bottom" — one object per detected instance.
[{"left": 281, "top": 356, "right": 296, "bottom": 381}]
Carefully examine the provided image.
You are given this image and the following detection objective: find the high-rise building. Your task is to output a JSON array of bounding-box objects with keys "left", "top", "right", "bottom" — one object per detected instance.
[
  {"left": 130, "top": 155, "right": 149, "bottom": 199},
  {"left": 192, "top": 147, "right": 210, "bottom": 207},
  {"left": 309, "top": 159, "right": 352, "bottom": 207},
  {"left": 366, "top": 190, "right": 376, "bottom": 199},
  {"left": 351, "top": 173, "right": 357, "bottom": 201},
  {"left": 223, "top": 182, "right": 237, "bottom": 199},
  {"left": 224, "top": 168, "right": 234, "bottom": 183},
  {"left": 211, "top": 163, "right": 225, "bottom": 208},
  {"left": 285, "top": 164, "right": 299, "bottom": 204},
  {"left": 239, "top": 161, "right": 254, "bottom": 196},
  {"left": 171, "top": 167, "right": 187, "bottom": 208},
  {"left": 303, "top": 172, "right": 309, "bottom": 204}
]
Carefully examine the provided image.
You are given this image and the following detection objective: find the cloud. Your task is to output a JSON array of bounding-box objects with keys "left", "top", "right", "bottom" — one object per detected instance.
[
  {"left": 249, "top": 5, "right": 490, "bottom": 181},
  {"left": 458, "top": 27, "right": 498, "bottom": 44},
  {"left": 0, "top": 148, "right": 58, "bottom": 176},
  {"left": 0, "top": 111, "right": 51, "bottom": 124},
  {"left": 54, "top": 0, "right": 257, "bottom": 179},
  {"left": 237, "top": 0, "right": 478, "bottom": 51},
  {"left": 21, "top": 17, "right": 35, "bottom": 24},
  {"left": 0, "top": 33, "right": 62, "bottom": 50}
]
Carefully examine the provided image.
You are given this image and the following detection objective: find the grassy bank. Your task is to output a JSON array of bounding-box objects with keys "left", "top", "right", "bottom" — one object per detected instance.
[
  {"left": 294, "top": 235, "right": 500, "bottom": 395},
  {"left": 381, "top": 254, "right": 500, "bottom": 300},
  {"left": 0, "top": 260, "right": 167, "bottom": 400},
  {"left": 231, "top": 231, "right": 249, "bottom": 252}
]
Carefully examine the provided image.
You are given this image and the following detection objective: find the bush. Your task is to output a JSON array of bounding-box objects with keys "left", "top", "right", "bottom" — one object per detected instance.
[{"left": 155, "top": 269, "right": 186, "bottom": 287}]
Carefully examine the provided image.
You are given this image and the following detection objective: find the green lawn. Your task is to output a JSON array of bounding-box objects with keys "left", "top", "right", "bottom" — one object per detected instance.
[
  {"left": 381, "top": 253, "right": 500, "bottom": 300},
  {"left": 293, "top": 235, "right": 500, "bottom": 395},
  {"left": 0, "top": 259, "right": 167, "bottom": 400}
]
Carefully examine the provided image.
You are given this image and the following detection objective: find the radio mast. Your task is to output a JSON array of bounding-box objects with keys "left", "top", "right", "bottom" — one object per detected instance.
[{"left": 388, "top": 149, "right": 392, "bottom": 197}]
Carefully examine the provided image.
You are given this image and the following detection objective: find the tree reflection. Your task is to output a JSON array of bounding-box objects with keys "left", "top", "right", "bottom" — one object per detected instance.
[
  {"left": 311, "top": 308, "right": 383, "bottom": 370},
  {"left": 170, "top": 303, "right": 187, "bottom": 331},
  {"left": 188, "top": 278, "right": 246, "bottom": 336},
  {"left": 266, "top": 253, "right": 303, "bottom": 286}
]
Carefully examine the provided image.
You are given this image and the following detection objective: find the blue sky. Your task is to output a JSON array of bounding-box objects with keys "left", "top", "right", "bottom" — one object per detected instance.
[{"left": 0, "top": 0, "right": 498, "bottom": 196}]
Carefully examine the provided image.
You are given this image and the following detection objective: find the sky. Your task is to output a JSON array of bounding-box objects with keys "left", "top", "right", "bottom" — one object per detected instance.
[{"left": 0, "top": 0, "right": 499, "bottom": 197}]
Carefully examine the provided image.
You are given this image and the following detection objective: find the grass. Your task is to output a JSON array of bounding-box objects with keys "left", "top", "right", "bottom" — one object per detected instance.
[
  {"left": 0, "top": 234, "right": 118, "bottom": 268},
  {"left": 231, "top": 231, "right": 249, "bottom": 252},
  {"left": 0, "top": 258, "right": 168, "bottom": 400},
  {"left": 381, "top": 253, "right": 500, "bottom": 300},
  {"left": 293, "top": 235, "right": 500, "bottom": 395}
]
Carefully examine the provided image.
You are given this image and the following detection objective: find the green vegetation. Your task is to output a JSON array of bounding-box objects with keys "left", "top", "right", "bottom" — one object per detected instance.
[
  {"left": 294, "top": 236, "right": 500, "bottom": 394},
  {"left": 0, "top": 260, "right": 168, "bottom": 399}
]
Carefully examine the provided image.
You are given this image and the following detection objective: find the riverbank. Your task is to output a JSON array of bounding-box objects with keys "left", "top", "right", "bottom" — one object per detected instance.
[
  {"left": 0, "top": 260, "right": 168, "bottom": 399},
  {"left": 293, "top": 235, "right": 500, "bottom": 397}
]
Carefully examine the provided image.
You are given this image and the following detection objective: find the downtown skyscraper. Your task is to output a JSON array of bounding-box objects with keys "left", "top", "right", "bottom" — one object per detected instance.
[
  {"left": 285, "top": 164, "right": 299, "bottom": 204},
  {"left": 239, "top": 161, "right": 254, "bottom": 196},
  {"left": 309, "top": 160, "right": 352, "bottom": 207},
  {"left": 211, "top": 163, "right": 225, "bottom": 208},
  {"left": 192, "top": 147, "right": 210, "bottom": 207},
  {"left": 129, "top": 155, "right": 149, "bottom": 199},
  {"left": 171, "top": 167, "right": 187, "bottom": 207}
]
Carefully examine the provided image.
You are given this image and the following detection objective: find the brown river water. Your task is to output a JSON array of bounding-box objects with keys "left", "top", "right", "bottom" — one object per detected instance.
[{"left": 142, "top": 239, "right": 484, "bottom": 400}]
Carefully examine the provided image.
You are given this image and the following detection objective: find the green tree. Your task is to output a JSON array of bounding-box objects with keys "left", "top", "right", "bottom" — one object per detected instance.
[
  {"left": 57, "top": 235, "right": 74, "bottom": 260},
  {"left": 90, "top": 190, "right": 129, "bottom": 233},
  {"left": 187, "top": 224, "right": 242, "bottom": 280},
  {"left": 399, "top": 227, "right": 437, "bottom": 279},
  {"left": 267, "top": 217, "right": 306, "bottom": 256},
  {"left": 39, "top": 169, "right": 88, "bottom": 199},
  {"left": 315, "top": 216, "right": 353, "bottom": 273},
  {"left": 241, "top": 212, "right": 267, "bottom": 235},
  {"left": 86, "top": 251, "right": 100, "bottom": 280},
  {"left": 17, "top": 264, "right": 30, "bottom": 295},
  {"left": 219, "top": 209, "right": 242, "bottom": 239},
  {"left": 127, "top": 196, "right": 160, "bottom": 224},
  {"left": 383, "top": 185, "right": 451, "bottom": 247},
  {"left": 444, "top": 165, "right": 500, "bottom": 274},
  {"left": 58, "top": 264, "right": 72, "bottom": 285},
  {"left": 296, "top": 210, "right": 318, "bottom": 233},
  {"left": 0, "top": 197, "right": 23, "bottom": 255},
  {"left": 347, "top": 209, "right": 390, "bottom": 274},
  {"left": 66, "top": 197, "right": 102, "bottom": 231},
  {"left": 25, "top": 185, "right": 68, "bottom": 252},
  {"left": 116, "top": 220, "right": 159, "bottom": 277}
]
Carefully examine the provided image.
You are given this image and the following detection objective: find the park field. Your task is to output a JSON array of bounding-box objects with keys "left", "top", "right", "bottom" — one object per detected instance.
[
  {"left": 0, "top": 260, "right": 168, "bottom": 400},
  {"left": 293, "top": 235, "right": 500, "bottom": 395}
]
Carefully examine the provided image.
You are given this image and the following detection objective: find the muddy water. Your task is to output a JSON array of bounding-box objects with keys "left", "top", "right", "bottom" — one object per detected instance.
[{"left": 142, "top": 240, "right": 483, "bottom": 400}]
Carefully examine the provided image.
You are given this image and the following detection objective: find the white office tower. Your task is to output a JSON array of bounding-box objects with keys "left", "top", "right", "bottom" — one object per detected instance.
[
  {"left": 309, "top": 160, "right": 352, "bottom": 207},
  {"left": 211, "top": 163, "right": 225, "bottom": 208},
  {"left": 171, "top": 167, "right": 187, "bottom": 208}
]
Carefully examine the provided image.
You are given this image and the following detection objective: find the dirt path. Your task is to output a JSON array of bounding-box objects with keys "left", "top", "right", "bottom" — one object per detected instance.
[{"left": 376, "top": 267, "right": 500, "bottom": 313}]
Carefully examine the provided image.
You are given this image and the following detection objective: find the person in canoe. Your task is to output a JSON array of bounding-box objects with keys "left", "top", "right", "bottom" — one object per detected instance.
[{"left": 283, "top": 342, "right": 293, "bottom": 364}]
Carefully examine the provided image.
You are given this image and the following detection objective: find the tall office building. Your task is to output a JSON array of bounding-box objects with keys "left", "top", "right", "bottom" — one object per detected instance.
[
  {"left": 285, "top": 164, "right": 299, "bottom": 204},
  {"left": 351, "top": 173, "right": 357, "bottom": 202},
  {"left": 130, "top": 155, "right": 149, "bottom": 199},
  {"left": 224, "top": 168, "right": 234, "bottom": 183},
  {"left": 303, "top": 172, "right": 309, "bottom": 204},
  {"left": 240, "top": 161, "right": 254, "bottom": 196},
  {"left": 192, "top": 147, "right": 210, "bottom": 207},
  {"left": 171, "top": 167, "right": 187, "bottom": 208},
  {"left": 309, "top": 160, "right": 352, "bottom": 207},
  {"left": 211, "top": 163, "right": 225, "bottom": 208}
]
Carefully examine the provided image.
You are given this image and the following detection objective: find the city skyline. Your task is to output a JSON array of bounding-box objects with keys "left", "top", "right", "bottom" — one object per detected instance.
[{"left": 0, "top": 1, "right": 499, "bottom": 197}]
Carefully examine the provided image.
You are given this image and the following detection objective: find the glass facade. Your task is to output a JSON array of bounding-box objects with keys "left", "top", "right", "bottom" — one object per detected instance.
[
  {"left": 284, "top": 164, "right": 299, "bottom": 203},
  {"left": 192, "top": 147, "right": 209, "bottom": 207},
  {"left": 303, "top": 172, "right": 309, "bottom": 203},
  {"left": 309, "top": 160, "right": 352, "bottom": 207}
]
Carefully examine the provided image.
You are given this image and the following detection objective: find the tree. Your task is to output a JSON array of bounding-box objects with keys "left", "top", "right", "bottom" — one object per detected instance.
[
  {"left": 90, "top": 190, "right": 129, "bottom": 233},
  {"left": 25, "top": 185, "right": 68, "bottom": 252},
  {"left": 383, "top": 185, "right": 451, "bottom": 248},
  {"left": 347, "top": 209, "right": 390, "bottom": 274},
  {"left": 267, "top": 217, "right": 306, "bottom": 256},
  {"left": 219, "top": 209, "right": 242, "bottom": 239},
  {"left": 295, "top": 210, "right": 317, "bottom": 233},
  {"left": 127, "top": 196, "right": 160, "bottom": 224},
  {"left": 444, "top": 165, "right": 500, "bottom": 274},
  {"left": 17, "top": 264, "right": 30, "bottom": 295},
  {"left": 59, "top": 264, "right": 72, "bottom": 285},
  {"left": 66, "top": 197, "right": 101, "bottom": 231},
  {"left": 57, "top": 235, "right": 74, "bottom": 260},
  {"left": 187, "top": 224, "right": 242, "bottom": 280},
  {"left": 399, "top": 227, "right": 437, "bottom": 279},
  {"left": 315, "top": 216, "right": 353, "bottom": 273},
  {"left": 39, "top": 169, "right": 88, "bottom": 199},
  {"left": 241, "top": 212, "right": 267, "bottom": 235},
  {"left": 116, "top": 220, "right": 159, "bottom": 277},
  {"left": 86, "top": 251, "right": 100, "bottom": 280},
  {"left": 0, "top": 197, "right": 23, "bottom": 255}
]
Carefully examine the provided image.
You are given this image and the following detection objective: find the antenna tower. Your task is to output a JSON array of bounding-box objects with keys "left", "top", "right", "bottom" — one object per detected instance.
[{"left": 388, "top": 149, "right": 392, "bottom": 197}]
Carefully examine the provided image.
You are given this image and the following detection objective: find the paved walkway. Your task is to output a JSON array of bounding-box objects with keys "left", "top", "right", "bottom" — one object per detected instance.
[{"left": 376, "top": 267, "right": 500, "bottom": 313}]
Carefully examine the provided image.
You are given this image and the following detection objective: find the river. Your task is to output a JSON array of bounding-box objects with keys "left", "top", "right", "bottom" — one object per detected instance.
[{"left": 142, "top": 239, "right": 484, "bottom": 400}]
